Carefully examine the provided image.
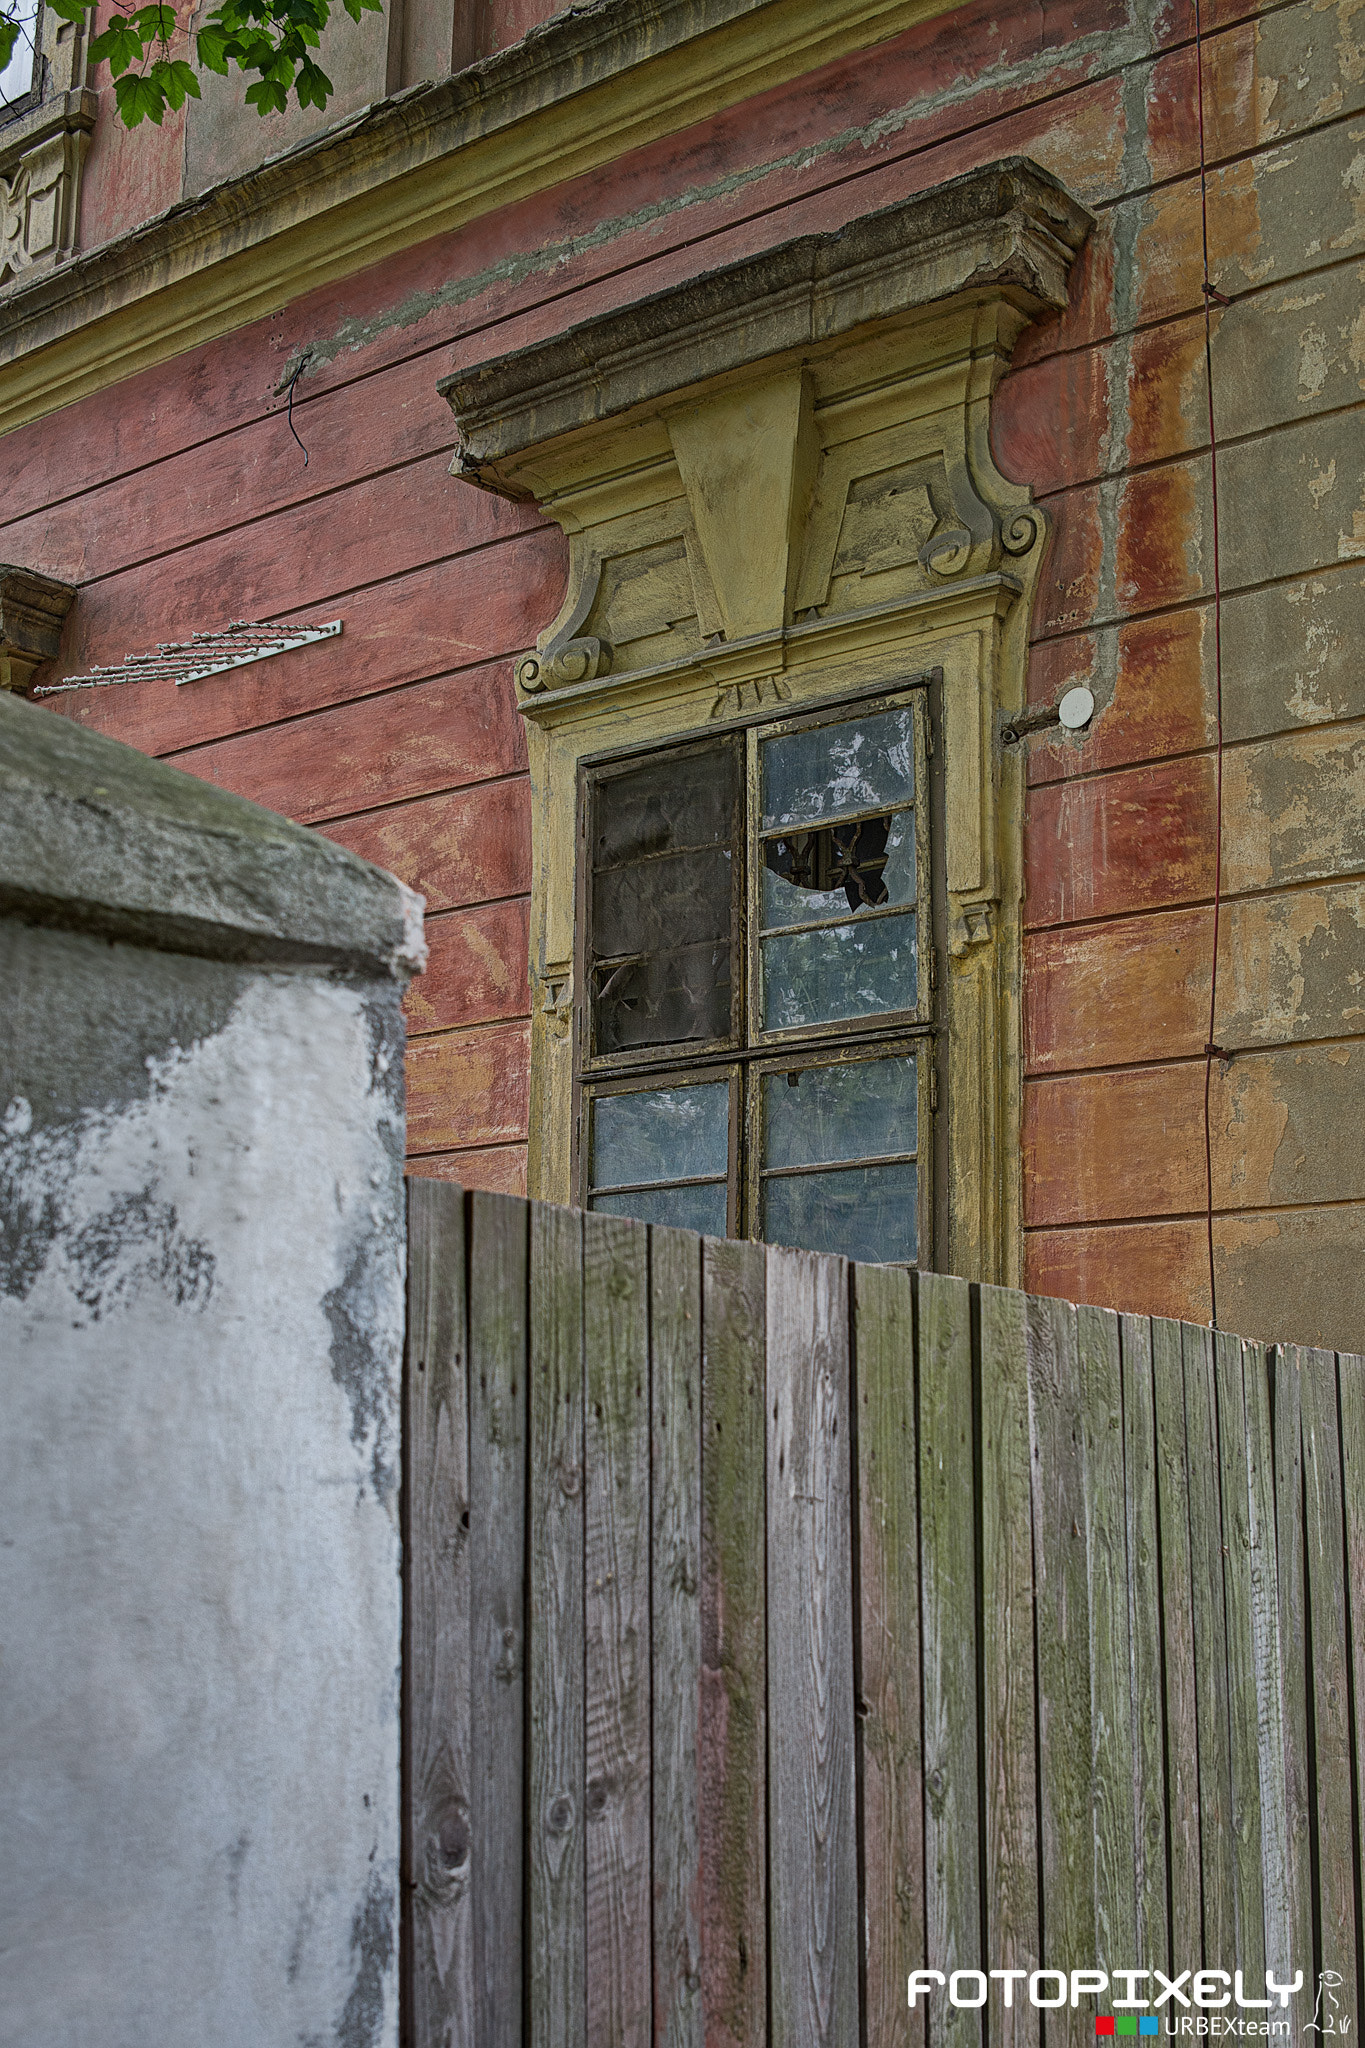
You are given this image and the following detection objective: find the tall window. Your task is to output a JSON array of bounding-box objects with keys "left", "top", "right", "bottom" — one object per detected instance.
[
  {"left": 577, "top": 687, "right": 931, "bottom": 1265},
  {"left": 0, "top": 0, "right": 39, "bottom": 112}
]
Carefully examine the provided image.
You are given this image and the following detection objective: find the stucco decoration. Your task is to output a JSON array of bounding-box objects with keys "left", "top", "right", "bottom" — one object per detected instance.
[
  {"left": 0, "top": 562, "right": 76, "bottom": 690},
  {"left": 441, "top": 158, "right": 1092, "bottom": 1286},
  {"left": 0, "top": 7, "right": 94, "bottom": 288}
]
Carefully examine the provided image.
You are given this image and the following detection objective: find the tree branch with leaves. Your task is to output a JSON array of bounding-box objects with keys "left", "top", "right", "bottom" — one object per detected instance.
[{"left": 0, "top": 0, "right": 381, "bottom": 129}]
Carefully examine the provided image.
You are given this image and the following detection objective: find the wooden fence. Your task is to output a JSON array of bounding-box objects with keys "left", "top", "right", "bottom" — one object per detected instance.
[{"left": 403, "top": 1184, "right": 1365, "bottom": 2048}]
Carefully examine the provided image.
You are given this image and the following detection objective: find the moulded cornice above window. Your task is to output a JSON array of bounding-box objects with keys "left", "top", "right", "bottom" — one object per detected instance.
[{"left": 441, "top": 158, "right": 1091, "bottom": 475}]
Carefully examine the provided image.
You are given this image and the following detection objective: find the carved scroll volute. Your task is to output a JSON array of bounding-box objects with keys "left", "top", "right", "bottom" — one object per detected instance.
[{"left": 515, "top": 549, "right": 612, "bottom": 696}]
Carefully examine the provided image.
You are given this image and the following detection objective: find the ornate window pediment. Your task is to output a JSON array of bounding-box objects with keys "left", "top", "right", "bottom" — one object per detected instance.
[{"left": 440, "top": 158, "right": 1090, "bottom": 1283}]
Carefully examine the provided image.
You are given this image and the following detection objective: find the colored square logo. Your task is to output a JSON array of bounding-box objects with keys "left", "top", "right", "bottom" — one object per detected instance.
[
  {"left": 1141, "top": 2021, "right": 1159, "bottom": 2036},
  {"left": 1097, "top": 2023, "right": 1115, "bottom": 2037},
  {"left": 1117, "top": 2020, "right": 1139, "bottom": 2036}
]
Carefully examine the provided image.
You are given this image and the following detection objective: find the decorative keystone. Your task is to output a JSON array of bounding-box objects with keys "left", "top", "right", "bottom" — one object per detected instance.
[{"left": 0, "top": 565, "right": 76, "bottom": 691}]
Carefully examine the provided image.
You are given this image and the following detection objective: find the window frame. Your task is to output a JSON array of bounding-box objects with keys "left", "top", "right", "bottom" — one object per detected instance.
[{"left": 573, "top": 679, "right": 935, "bottom": 1264}]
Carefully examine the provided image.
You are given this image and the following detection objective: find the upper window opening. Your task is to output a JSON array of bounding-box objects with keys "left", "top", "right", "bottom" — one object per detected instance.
[{"left": 0, "top": 0, "right": 39, "bottom": 111}]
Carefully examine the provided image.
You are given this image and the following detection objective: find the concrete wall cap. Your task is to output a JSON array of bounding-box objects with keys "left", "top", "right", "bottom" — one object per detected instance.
[{"left": 0, "top": 693, "right": 427, "bottom": 977}]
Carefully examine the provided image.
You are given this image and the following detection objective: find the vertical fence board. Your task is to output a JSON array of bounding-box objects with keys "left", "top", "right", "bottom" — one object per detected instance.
[
  {"left": 1214, "top": 1333, "right": 1268, "bottom": 1997},
  {"left": 650, "top": 1227, "right": 704, "bottom": 2048},
  {"left": 468, "top": 1191, "right": 529, "bottom": 2048},
  {"left": 855, "top": 1263, "right": 926, "bottom": 2048},
  {"left": 1298, "top": 1347, "right": 1359, "bottom": 2004},
  {"left": 766, "top": 1249, "right": 859, "bottom": 2048},
  {"left": 1029, "top": 1294, "right": 1090, "bottom": 2048},
  {"left": 699, "top": 1238, "right": 767, "bottom": 2048},
  {"left": 1183, "top": 1323, "right": 1237, "bottom": 1969},
  {"left": 1119, "top": 1315, "right": 1168, "bottom": 1975},
  {"left": 1272, "top": 1350, "right": 1314, "bottom": 1991},
  {"left": 406, "top": 1180, "right": 474, "bottom": 2048},
  {"left": 978, "top": 1282, "right": 1039, "bottom": 2048},
  {"left": 1078, "top": 1304, "right": 1138, "bottom": 1976},
  {"left": 528, "top": 1201, "right": 586, "bottom": 2048},
  {"left": 1152, "top": 1316, "right": 1202, "bottom": 1959},
  {"left": 583, "top": 1212, "right": 652, "bottom": 2048},
  {"left": 1241, "top": 1343, "right": 1290, "bottom": 1987},
  {"left": 1340, "top": 1353, "right": 1365, "bottom": 2022},
  {"left": 918, "top": 1270, "right": 981, "bottom": 2048}
]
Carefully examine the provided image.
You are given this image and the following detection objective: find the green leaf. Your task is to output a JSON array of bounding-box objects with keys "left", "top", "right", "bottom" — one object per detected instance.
[
  {"left": 244, "top": 74, "right": 288, "bottom": 112},
  {"left": 150, "top": 54, "right": 201, "bottom": 104},
  {"left": 131, "top": 2, "right": 176, "bottom": 40},
  {"left": 42, "top": 0, "right": 93, "bottom": 24},
  {"left": 193, "top": 21, "right": 231, "bottom": 70},
  {"left": 0, "top": 17, "right": 18, "bottom": 68},
  {"left": 341, "top": 0, "right": 381, "bottom": 21},
  {"left": 90, "top": 17, "right": 152, "bottom": 75},
  {"left": 113, "top": 68, "right": 168, "bottom": 124},
  {"left": 293, "top": 53, "right": 330, "bottom": 106}
]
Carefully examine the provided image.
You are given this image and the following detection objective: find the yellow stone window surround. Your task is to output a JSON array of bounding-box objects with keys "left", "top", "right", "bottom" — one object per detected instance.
[{"left": 441, "top": 158, "right": 1090, "bottom": 1285}]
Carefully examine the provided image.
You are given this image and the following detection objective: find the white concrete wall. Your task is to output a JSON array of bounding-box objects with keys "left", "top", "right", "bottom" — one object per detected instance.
[{"left": 0, "top": 693, "right": 422, "bottom": 2048}]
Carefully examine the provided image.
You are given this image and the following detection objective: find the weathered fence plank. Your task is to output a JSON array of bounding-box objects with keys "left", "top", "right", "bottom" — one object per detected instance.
[
  {"left": 583, "top": 1212, "right": 652, "bottom": 2048},
  {"left": 650, "top": 1226, "right": 704, "bottom": 2048},
  {"left": 468, "top": 1192, "right": 528, "bottom": 2048},
  {"left": 1030, "top": 1293, "right": 1091, "bottom": 2046},
  {"left": 1214, "top": 1333, "right": 1268, "bottom": 1996},
  {"left": 978, "top": 1281, "right": 1039, "bottom": 2048},
  {"left": 528, "top": 1200, "right": 586, "bottom": 2048},
  {"left": 766, "top": 1248, "right": 859, "bottom": 2048},
  {"left": 1119, "top": 1313, "right": 1168, "bottom": 1975},
  {"left": 1183, "top": 1322, "right": 1237, "bottom": 1971},
  {"left": 1271, "top": 1349, "right": 1314, "bottom": 1991},
  {"left": 1240, "top": 1342, "right": 1290, "bottom": 1983},
  {"left": 406, "top": 1179, "right": 474, "bottom": 2048},
  {"left": 699, "top": 1236, "right": 767, "bottom": 2048},
  {"left": 1151, "top": 1315, "right": 1203, "bottom": 1960},
  {"left": 1298, "top": 1346, "right": 1359, "bottom": 2003},
  {"left": 918, "top": 1269, "right": 981, "bottom": 2048},
  {"left": 854, "top": 1262, "right": 925, "bottom": 2048},
  {"left": 406, "top": 1194, "right": 1362, "bottom": 2048}
]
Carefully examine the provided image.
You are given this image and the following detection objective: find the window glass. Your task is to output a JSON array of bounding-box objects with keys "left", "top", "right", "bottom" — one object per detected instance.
[
  {"left": 762, "top": 1161, "right": 919, "bottom": 1264},
  {"left": 760, "top": 914, "right": 917, "bottom": 1030},
  {"left": 590, "top": 740, "right": 738, "bottom": 1052},
  {"left": 591, "top": 1183, "right": 728, "bottom": 1236},
  {"left": 591, "top": 1082, "right": 729, "bottom": 1189},
  {"left": 761, "top": 807, "right": 915, "bottom": 928},
  {"left": 761, "top": 705, "right": 914, "bottom": 828},
  {"left": 0, "top": 0, "right": 37, "bottom": 106},
  {"left": 762, "top": 1056, "right": 917, "bottom": 1169}
]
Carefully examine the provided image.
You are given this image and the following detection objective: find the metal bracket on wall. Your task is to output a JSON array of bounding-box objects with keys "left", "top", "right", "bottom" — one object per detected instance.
[{"left": 33, "top": 619, "right": 342, "bottom": 694}]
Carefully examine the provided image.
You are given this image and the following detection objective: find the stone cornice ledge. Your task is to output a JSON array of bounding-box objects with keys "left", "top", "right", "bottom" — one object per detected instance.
[
  {"left": 440, "top": 159, "right": 1093, "bottom": 474},
  {"left": 0, "top": 0, "right": 967, "bottom": 434}
]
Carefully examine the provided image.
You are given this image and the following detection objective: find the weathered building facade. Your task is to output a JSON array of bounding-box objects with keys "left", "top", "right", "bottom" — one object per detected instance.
[{"left": 4, "top": 0, "right": 1363, "bottom": 1349}]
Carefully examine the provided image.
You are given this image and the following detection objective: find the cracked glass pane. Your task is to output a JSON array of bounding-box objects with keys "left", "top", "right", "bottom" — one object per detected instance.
[{"left": 762, "top": 807, "right": 915, "bottom": 928}]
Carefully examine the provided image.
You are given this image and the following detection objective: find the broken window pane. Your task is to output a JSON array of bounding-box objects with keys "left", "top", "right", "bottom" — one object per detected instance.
[
  {"left": 761, "top": 705, "right": 914, "bottom": 829},
  {"left": 591, "top": 1082, "right": 729, "bottom": 1188},
  {"left": 590, "top": 741, "right": 738, "bottom": 1051},
  {"left": 761, "top": 912, "right": 918, "bottom": 1030},
  {"left": 591, "top": 1183, "right": 728, "bottom": 1236},
  {"left": 762, "top": 1160, "right": 919, "bottom": 1264},
  {"left": 762, "top": 1056, "right": 917, "bottom": 1170},
  {"left": 761, "top": 807, "right": 915, "bottom": 928}
]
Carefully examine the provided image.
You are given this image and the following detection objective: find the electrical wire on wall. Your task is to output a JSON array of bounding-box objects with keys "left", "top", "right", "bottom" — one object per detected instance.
[{"left": 1193, "top": 0, "right": 1229, "bottom": 1330}]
